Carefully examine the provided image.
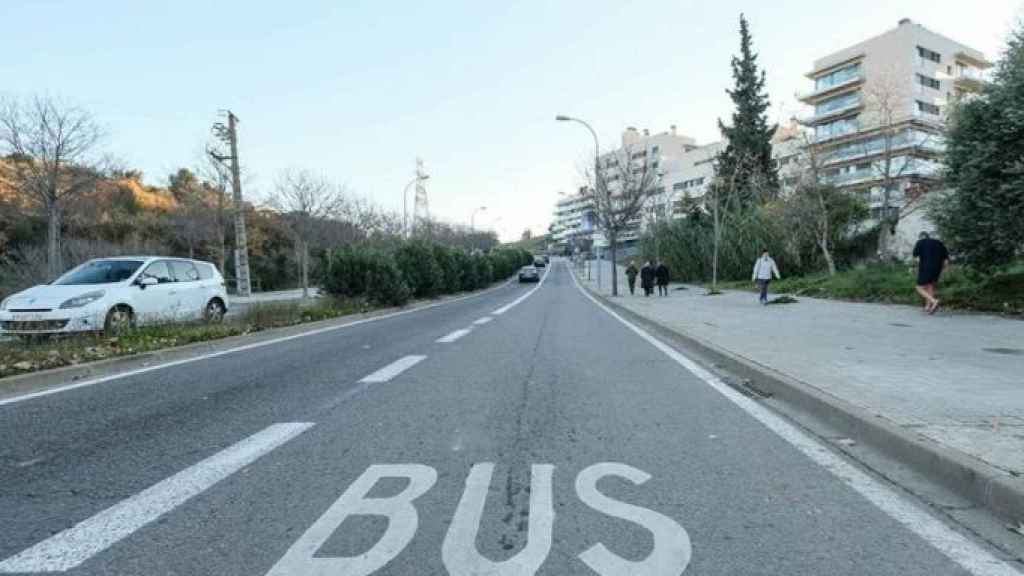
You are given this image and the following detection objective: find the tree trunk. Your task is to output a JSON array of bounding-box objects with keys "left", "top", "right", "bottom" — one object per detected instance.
[
  {"left": 609, "top": 233, "right": 619, "bottom": 297},
  {"left": 301, "top": 240, "right": 310, "bottom": 299},
  {"left": 46, "top": 202, "right": 62, "bottom": 279},
  {"left": 819, "top": 238, "right": 836, "bottom": 276}
]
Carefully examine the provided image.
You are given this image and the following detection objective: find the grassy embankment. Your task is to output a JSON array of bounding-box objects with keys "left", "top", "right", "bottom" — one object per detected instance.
[
  {"left": 0, "top": 297, "right": 365, "bottom": 379},
  {"left": 715, "top": 263, "right": 1024, "bottom": 315}
]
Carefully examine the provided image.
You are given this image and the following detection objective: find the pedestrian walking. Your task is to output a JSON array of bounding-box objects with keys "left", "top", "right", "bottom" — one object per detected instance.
[
  {"left": 751, "top": 249, "right": 781, "bottom": 305},
  {"left": 912, "top": 231, "right": 949, "bottom": 314},
  {"left": 640, "top": 260, "right": 655, "bottom": 297},
  {"left": 655, "top": 260, "right": 670, "bottom": 296},
  {"left": 625, "top": 261, "right": 639, "bottom": 295}
]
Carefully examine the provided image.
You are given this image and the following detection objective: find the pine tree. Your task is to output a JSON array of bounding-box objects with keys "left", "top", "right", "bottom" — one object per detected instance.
[
  {"left": 716, "top": 14, "right": 779, "bottom": 204},
  {"left": 931, "top": 23, "right": 1024, "bottom": 271}
]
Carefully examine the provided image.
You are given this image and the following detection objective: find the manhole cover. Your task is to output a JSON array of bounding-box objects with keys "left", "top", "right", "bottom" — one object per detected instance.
[
  {"left": 983, "top": 347, "right": 1024, "bottom": 356},
  {"left": 889, "top": 323, "right": 913, "bottom": 328}
]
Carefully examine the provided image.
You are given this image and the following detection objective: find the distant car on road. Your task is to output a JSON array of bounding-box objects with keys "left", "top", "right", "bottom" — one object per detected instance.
[
  {"left": 543, "top": 255, "right": 550, "bottom": 264},
  {"left": 533, "top": 257, "right": 546, "bottom": 268},
  {"left": 0, "top": 257, "right": 229, "bottom": 338},
  {"left": 518, "top": 265, "right": 540, "bottom": 283}
]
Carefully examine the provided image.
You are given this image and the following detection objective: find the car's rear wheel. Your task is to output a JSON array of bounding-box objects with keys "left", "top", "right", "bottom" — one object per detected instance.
[
  {"left": 103, "top": 306, "right": 134, "bottom": 337},
  {"left": 203, "top": 299, "right": 226, "bottom": 324}
]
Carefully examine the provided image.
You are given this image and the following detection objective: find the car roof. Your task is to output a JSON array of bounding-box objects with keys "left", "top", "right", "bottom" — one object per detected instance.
[{"left": 91, "top": 256, "right": 214, "bottom": 265}]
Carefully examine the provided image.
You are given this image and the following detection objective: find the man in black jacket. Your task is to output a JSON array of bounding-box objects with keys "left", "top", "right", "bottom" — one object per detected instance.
[
  {"left": 655, "top": 260, "right": 670, "bottom": 296},
  {"left": 912, "top": 231, "right": 949, "bottom": 314},
  {"left": 640, "top": 261, "right": 655, "bottom": 297}
]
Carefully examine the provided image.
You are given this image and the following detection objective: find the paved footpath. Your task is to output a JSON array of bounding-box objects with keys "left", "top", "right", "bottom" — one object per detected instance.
[{"left": 581, "top": 260, "right": 1024, "bottom": 477}]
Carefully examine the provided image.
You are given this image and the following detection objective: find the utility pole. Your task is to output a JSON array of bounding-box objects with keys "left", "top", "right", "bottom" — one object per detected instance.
[{"left": 209, "top": 110, "right": 252, "bottom": 297}]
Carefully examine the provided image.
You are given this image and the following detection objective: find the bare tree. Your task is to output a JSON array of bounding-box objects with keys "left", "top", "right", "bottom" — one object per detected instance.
[
  {"left": 707, "top": 153, "right": 771, "bottom": 291},
  {"left": 195, "top": 148, "right": 232, "bottom": 274},
  {"left": 859, "top": 67, "right": 940, "bottom": 256},
  {"left": 0, "top": 96, "right": 104, "bottom": 278},
  {"left": 270, "top": 168, "right": 348, "bottom": 297},
  {"left": 591, "top": 144, "right": 660, "bottom": 296}
]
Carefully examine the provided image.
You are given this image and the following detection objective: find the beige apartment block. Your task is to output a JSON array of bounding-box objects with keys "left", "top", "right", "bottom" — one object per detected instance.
[{"left": 798, "top": 18, "right": 990, "bottom": 215}]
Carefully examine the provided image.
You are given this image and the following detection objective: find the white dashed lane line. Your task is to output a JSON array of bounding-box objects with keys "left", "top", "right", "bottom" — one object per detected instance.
[
  {"left": 358, "top": 355, "right": 428, "bottom": 383},
  {"left": 436, "top": 329, "right": 472, "bottom": 343},
  {"left": 472, "top": 317, "right": 493, "bottom": 325},
  {"left": 0, "top": 423, "right": 314, "bottom": 573}
]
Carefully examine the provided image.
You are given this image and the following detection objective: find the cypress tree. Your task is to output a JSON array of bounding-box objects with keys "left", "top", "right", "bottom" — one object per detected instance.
[{"left": 716, "top": 14, "right": 779, "bottom": 204}]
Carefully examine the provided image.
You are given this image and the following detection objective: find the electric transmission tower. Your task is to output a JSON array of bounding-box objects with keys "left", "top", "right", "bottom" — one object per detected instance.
[
  {"left": 208, "top": 110, "right": 251, "bottom": 297},
  {"left": 413, "top": 158, "right": 430, "bottom": 226}
]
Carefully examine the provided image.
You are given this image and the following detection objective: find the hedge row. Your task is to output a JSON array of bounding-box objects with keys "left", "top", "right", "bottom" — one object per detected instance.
[{"left": 322, "top": 241, "right": 534, "bottom": 306}]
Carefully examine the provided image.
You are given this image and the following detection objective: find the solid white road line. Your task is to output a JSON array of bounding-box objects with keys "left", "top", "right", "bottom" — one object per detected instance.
[
  {"left": 472, "top": 317, "right": 493, "bottom": 325},
  {"left": 568, "top": 265, "right": 1022, "bottom": 576},
  {"left": 492, "top": 266, "right": 550, "bottom": 315},
  {"left": 0, "top": 422, "right": 314, "bottom": 573},
  {"left": 0, "top": 279, "right": 515, "bottom": 408},
  {"left": 358, "top": 355, "right": 427, "bottom": 383},
  {"left": 436, "top": 328, "right": 472, "bottom": 343}
]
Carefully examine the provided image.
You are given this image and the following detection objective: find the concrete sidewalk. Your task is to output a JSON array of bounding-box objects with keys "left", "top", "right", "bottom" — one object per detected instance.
[{"left": 578, "top": 259, "right": 1024, "bottom": 479}]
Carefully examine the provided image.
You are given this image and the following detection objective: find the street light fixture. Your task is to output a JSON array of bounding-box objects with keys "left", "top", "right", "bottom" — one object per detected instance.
[
  {"left": 403, "top": 174, "right": 430, "bottom": 236},
  {"left": 556, "top": 114, "right": 602, "bottom": 288}
]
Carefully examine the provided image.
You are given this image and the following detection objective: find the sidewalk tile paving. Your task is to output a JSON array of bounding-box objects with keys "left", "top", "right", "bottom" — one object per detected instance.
[{"left": 579, "top": 260, "right": 1024, "bottom": 476}]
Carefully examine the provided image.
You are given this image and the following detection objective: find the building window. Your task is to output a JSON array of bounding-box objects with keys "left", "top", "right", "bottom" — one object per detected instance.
[
  {"left": 917, "top": 74, "right": 940, "bottom": 90},
  {"left": 916, "top": 100, "right": 941, "bottom": 115},
  {"left": 672, "top": 182, "right": 685, "bottom": 191},
  {"left": 917, "top": 46, "right": 941, "bottom": 64}
]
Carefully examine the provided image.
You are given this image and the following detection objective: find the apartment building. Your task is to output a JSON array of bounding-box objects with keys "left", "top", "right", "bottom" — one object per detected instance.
[
  {"left": 798, "top": 18, "right": 990, "bottom": 213},
  {"left": 550, "top": 187, "right": 596, "bottom": 250}
]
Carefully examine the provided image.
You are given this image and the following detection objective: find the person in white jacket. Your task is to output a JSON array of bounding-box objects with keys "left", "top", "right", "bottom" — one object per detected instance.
[{"left": 751, "top": 249, "right": 781, "bottom": 305}]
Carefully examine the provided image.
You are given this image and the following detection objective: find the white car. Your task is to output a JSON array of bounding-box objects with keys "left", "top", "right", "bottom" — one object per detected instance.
[{"left": 0, "top": 257, "right": 229, "bottom": 337}]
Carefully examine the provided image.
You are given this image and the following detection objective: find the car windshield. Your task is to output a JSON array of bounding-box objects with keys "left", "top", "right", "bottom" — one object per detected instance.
[{"left": 53, "top": 260, "right": 144, "bottom": 285}]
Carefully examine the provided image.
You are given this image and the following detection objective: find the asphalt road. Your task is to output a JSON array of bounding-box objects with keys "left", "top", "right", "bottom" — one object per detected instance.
[{"left": 0, "top": 261, "right": 1019, "bottom": 575}]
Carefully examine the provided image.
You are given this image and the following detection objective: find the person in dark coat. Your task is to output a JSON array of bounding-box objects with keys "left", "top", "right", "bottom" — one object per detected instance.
[
  {"left": 625, "top": 261, "right": 639, "bottom": 295},
  {"left": 912, "top": 231, "right": 949, "bottom": 314},
  {"left": 640, "top": 261, "right": 655, "bottom": 297},
  {"left": 655, "top": 260, "right": 670, "bottom": 296}
]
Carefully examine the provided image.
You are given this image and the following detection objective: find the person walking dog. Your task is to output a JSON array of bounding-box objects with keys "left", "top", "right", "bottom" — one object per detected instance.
[
  {"left": 640, "top": 261, "right": 655, "bottom": 297},
  {"left": 655, "top": 260, "right": 670, "bottom": 296},
  {"left": 625, "top": 261, "right": 639, "bottom": 295},
  {"left": 912, "top": 231, "right": 949, "bottom": 314},
  {"left": 752, "top": 249, "right": 781, "bottom": 305}
]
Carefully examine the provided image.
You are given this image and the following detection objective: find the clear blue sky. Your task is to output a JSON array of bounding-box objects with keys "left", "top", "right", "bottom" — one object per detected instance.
[{"left": 3, "top": 0, "right": 1020, "bottom": 241}]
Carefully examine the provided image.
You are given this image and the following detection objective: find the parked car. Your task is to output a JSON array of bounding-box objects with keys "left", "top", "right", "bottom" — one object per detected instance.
[
  {"left": 518, "top": 265, "right": 540, "bottom": 283},
  {"left": 0, "top": 257, "right": 229, "bottom": 337}
]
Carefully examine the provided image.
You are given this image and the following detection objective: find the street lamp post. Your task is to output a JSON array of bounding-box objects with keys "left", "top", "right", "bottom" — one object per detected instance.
[
  {"left": 556, "top": 114, "right": 602, "bottom": 290},
  {"left": 403, "top": 174, "right": 429, "bottom": 237}
]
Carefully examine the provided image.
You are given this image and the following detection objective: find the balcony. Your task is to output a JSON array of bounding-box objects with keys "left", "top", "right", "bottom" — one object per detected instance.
[
  {"left": 798, "top": 96, "right": 863, "bottom": 126},
  {"left": 797, "top": 73, "right": 864, "bottom": 104}
]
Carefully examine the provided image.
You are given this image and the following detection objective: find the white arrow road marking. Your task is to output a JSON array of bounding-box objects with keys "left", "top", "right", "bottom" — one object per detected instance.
[
  {"left": 472, "top": 317, "right": 493, "bottom": 325},
  {"left": 570, "top": 266, "right": 1023, "bottom": 576},
  {"left": 358, "top": 355, "right": 427, "bottom": 383},
  {"left": 0, "top": 422, "right": 314, "bottom": 573},
  {"left": 436, "top": 329, "right": 472, "bottom": 343},
  {"left": 493, "top": 266, "right": 549, "bottom": 315}
]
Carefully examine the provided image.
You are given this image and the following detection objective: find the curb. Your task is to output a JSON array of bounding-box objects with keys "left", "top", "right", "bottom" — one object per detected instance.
[
  {"left": 579, "top": 277, "right": 1024, "bottom": 524},
  {"left": 0, "top": 278, "right": 515, "bottom": 402}
]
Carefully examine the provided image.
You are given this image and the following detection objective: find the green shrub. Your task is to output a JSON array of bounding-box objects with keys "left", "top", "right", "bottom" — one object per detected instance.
[
  {"left": 395, "top": 240, "right": 444, "bottom": 298},
  {"left": 366, "top": 253, "right": 411, "bottom": 306},
  {"left": 432, "top": 244, "right": 462, "bottom": 294},
  {"left": 455, "top": 250, "right": 478, "bottom": 291},
  {"left": 473, "top": 254, "right": 494, "bottom": 287},
  {"left": 323, "top": 246, "right": 376, "bottom": 298}
]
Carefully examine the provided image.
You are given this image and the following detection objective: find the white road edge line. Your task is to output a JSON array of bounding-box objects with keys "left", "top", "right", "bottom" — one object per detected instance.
[
  {"left": 358, "top": 355, "right": 427, "bottom": 383},
  {"left": 436, "top": 328, "right": 472, "bottom": 343},
  {"left": 568, "top": 264, "right": 1021, "bottom": 576},
  {"left": 492, "top": 266, "right": 550, "bottom": 315},
  {"left": 0, "top": 422, "right": 314, "bottom": 573},
  {"left": 0, "top": 279, "right": 515, "bottom": 408},
  {"left": 472, "top": 317, "right": 493, "bottom": 325}
]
